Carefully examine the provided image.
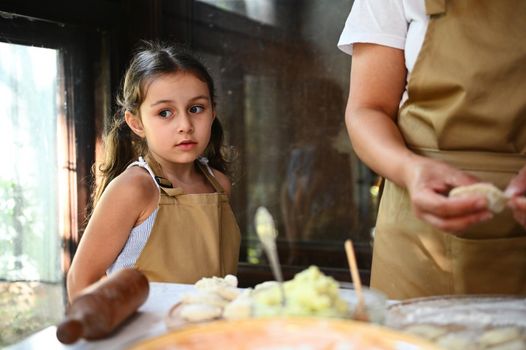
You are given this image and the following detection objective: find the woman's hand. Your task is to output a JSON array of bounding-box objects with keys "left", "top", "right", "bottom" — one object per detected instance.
[
  {"left": 403, "top": 156, "right": 493, "bottom": 233},
  {"left": 345, "top": 43, "right": 493, "bottom": 233},
  {"left": 505, "top": 165, "right": 526, "bottom": 228},
  {"left": 347, "top": 41, "right": 522, "bottom": 234}
]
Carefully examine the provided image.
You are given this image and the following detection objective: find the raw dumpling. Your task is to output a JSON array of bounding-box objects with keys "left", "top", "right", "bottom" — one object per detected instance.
[
  {"left": 195, "top": 274, "right": 240, "bottom": 301},
  {"left": 179, "top": 303, "right": 222, "bottom": 322},
  {"left": 404, "top": 324, "right": 448, "bottom": 340},
  {"left": 449, "top": 183, "right": 508, "bottom": 213},
  {"left": 478, "top": 327, "right": 522, "bottom": 347}
]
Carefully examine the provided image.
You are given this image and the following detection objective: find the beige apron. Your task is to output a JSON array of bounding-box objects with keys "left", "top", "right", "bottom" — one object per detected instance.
[
  {"left": 134, "top": 156, "right": 241, "bottom": 283},
  {"left": 371, "top": 0, "right": 526, "bottom": 299}
]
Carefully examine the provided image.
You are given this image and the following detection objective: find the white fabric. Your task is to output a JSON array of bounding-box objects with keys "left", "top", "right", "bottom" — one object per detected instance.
[
  {"left": 198, "top": 156, "right": 215, "bottom": 177},
  {"left": 107, "top": 207, "right": 159, "bottom": 274},
  {"left": 337, "top": 0, "right": 428, "bottom": 76},
  {"left": 127, "top": 156, "right": 161, "bottom": 189},
  {"left": 107, "top": 158, "right": 161, "bottom": 274}
]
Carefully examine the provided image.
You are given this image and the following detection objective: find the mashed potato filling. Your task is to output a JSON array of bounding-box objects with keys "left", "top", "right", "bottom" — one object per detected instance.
[{"left": 252, "top": 266, "right": 349, "bottom": 318}]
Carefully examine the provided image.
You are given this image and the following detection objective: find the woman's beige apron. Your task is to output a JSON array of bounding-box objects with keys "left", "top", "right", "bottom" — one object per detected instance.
[
  {"left": 134, "top": 157, "right": 241, "bottom": 283},
  {"left": 371, "top": 0, "right": 526, "bottom": 299}
]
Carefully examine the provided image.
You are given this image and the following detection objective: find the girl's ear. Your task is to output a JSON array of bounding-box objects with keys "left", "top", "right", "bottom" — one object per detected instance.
[{"left": 125, "top": 111, "right": 145, "bottom": 138}]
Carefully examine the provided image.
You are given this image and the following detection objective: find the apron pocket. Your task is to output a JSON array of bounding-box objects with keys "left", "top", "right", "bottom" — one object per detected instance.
[{"left": 449, "top": 234, "right": 526, "bottom": 295}]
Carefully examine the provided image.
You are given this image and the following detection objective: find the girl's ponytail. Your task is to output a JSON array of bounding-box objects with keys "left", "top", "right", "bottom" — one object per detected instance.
[{"left": 91, "top": 109, "right": 145, "bottom": 207}]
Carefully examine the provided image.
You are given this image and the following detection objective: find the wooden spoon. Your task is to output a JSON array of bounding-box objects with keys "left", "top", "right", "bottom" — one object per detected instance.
[{"left": 344, "top": 239, "right": 369, "bottom": 322}]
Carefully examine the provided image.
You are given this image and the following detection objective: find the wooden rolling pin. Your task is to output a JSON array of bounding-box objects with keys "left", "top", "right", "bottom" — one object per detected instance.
[{"left": 56, "top": 268, "right": 149, "bottom": 344}]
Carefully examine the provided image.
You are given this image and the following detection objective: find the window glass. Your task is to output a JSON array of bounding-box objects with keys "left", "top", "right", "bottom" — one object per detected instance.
[
  {"left": 198, "top": 0, "right": 277, "bottom": 25},
  {"left": 0, "top": 42, "right": 65, "bottom": 346},
  {"left": 185, "top": 0, "right": 377, "bottom": 279}
]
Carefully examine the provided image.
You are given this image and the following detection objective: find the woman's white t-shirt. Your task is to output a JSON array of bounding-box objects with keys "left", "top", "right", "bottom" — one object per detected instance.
[{"left": 337, "top": 0, "right": 428, "bottom": 75}]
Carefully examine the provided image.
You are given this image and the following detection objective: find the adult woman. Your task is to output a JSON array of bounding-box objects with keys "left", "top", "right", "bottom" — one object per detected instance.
[{"left": 338, "top": 0, "right": 526, "bottom": 299}]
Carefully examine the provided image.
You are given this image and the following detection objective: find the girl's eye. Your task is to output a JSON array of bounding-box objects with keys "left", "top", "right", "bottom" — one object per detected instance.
[
  {"left": 159, "top": 110, "right": 173, "bottom": 118},
  {"left": 189, "top": 105, "right": 204, "bottom": 114}
]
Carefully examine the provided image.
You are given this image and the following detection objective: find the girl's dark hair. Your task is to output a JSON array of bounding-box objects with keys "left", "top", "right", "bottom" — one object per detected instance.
[{"left": 93, "top": 40, "right": 227, "bottom": 205}]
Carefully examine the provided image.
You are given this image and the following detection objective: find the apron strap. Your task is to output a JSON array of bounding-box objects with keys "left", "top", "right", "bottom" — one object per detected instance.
[
  {"left": 127, "top": 157, "right": 161, "bottom": 189},
  {"left": 143, "top": 154, "right": 179, "bottom": 196},
  {"left": 197, "top": 161, "right": 225, "bottom": 194},
  {"left": 425, "top": 0, "right": 446, "bottom": 16},
  {"left": 143, "top": 153, "right": 225, "bottom": 196}
]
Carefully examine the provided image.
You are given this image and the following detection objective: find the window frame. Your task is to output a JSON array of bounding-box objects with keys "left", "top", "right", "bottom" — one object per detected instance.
[{"left": 0, "top": 12, "right": 106, "bottom": 280}]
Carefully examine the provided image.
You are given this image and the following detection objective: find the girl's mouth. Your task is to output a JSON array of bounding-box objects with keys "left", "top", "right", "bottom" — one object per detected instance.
[{"left": 176, "top": 140, "right": 197, "bottom": 150}]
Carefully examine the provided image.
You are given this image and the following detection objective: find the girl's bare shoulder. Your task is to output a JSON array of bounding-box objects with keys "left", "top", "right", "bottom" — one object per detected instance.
[
  {"left": 107, "top": 166, "right": 159, "bottom": 202},
  {"left": 211, "top": 169, "right": 232, "bottom": 196}
]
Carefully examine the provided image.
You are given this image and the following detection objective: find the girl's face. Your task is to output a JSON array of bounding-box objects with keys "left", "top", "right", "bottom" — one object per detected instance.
[{"left": 130, "top": 72, "right": 215, "bottom": 166}]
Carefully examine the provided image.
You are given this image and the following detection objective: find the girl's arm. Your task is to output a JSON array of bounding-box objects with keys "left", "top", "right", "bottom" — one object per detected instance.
[
  {"left": 346, "top": 43, "right": 492, "bottom": 232},
  {"left": 66, "top": 167, "right": 158, "bottom": 301}
]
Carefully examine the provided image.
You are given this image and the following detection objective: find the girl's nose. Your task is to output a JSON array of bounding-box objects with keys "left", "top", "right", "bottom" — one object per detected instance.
[{"left": 177, "top": 114, "right": 193, "bottom": 133}]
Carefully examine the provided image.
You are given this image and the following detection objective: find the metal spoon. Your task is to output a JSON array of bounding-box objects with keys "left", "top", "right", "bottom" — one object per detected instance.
[{"left": 255, "top": 206, "right": 286, "bottom": 307}]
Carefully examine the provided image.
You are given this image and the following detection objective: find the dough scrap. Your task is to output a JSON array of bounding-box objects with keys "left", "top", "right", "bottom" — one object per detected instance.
[
  {"left": 194, "top": 275, "right": 240, "bottom": 301},
  {"left": 404, "top": 324, "right": 448, "bottom": 340},
  {"left": 437, "top": 334, "right": 477, "bottom": 350},
  {"left": 223, "top": 289, "right": 253, "bottom": 320},
  {"left": 478, "top": 327, "right": 522, "bottom": 347},
  {"left": 195, "top": 274, "right": 238, "bottom": 289},
  {"left": 216, "top": 286, "right": 241, "bottom": 301},
  {"left": 449, "top": 183, "right": 508, "bottom": 213},
  {"left": 486, "top": 339, "right": 526, "bottom": 350},
  {"left": 179, "top": 303, "right": 222, "bottom": 322},
  {"left": 181, "top": 290, "right": 230, "bottom": 308}
]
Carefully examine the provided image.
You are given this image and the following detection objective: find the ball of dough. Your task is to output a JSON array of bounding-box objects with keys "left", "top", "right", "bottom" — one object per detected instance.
[
  {"left": 449, "top": 183, "right": 509, "bottom": 213},
  {"left": 179, "top": 303, "right": 222, "bottom": 322},
  {"left": 181, "top": 290, "right": 230, "bottom": 308}
]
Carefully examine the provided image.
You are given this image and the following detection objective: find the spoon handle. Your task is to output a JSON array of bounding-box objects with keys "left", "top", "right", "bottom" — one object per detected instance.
[{"left": 261, "top": 239, "right": 286, "bottom": 306}]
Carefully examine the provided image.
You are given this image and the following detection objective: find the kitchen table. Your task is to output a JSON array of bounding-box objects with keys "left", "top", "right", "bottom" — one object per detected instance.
[
  {"left": 7, "top": 283, "right": 381, "bottom": 350},
  {"left": 7, "top": 283, "right": 197, "bottom": 350},
  {"left": 10, "top": 283, "right": 526, "bottom": 350}
]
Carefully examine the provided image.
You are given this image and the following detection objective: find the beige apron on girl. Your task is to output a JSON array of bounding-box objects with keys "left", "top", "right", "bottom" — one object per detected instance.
[
  {"left": 134, "top": 156, "right": 241, "bottom": 283},
  {"left": 371, "top": 0, "right": 526, "bottom": 299}
]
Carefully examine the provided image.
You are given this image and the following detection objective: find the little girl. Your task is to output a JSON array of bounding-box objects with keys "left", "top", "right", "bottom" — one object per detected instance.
[{"left": 67, "top": 41, "right": 241, "bottom": 300}]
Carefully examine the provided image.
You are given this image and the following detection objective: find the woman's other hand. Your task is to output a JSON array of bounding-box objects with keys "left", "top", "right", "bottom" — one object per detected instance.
[
  {"left": 404, "top": 156, "right": 493, "bottom": 233},
  {"left": 505, "top": 165, "right": 526, "bottom": 228}
]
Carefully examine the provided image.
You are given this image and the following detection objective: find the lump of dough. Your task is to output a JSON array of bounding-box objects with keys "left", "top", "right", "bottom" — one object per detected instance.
[
  {"left": 223, "top": 289, "right": 253, "bottom": 320},
  {"left": 179, "top": 303, "right": 222, "bottom": 322},
  {"left": 437, "top": 334, "right": 477, "bottom": 350},
  {"left": 215, "top": 286, "right": 240, "bottom": 301},
  {"left": 181, "top": 290, "right": 230, "bottom": 308},
  {"left": 254, "top": 281, "right": 280, "bottom": 292},
  {"left": 195, "top": 275, "right": 238, "bottom": 290},
  {"left": 224, "top": 274, "right": 238, "bottom": 288},
  {"left": 404, "top": 324, "right": 448, "bottom": 340},
  {"left": 194, "top": 275, "right": 240, "bottom": 301},
  {"left": 478, "top": 327, "right": 522, "bottom": 347},
  {"left": 449, "top": 183, "right": 508, "bottom": 213}
]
